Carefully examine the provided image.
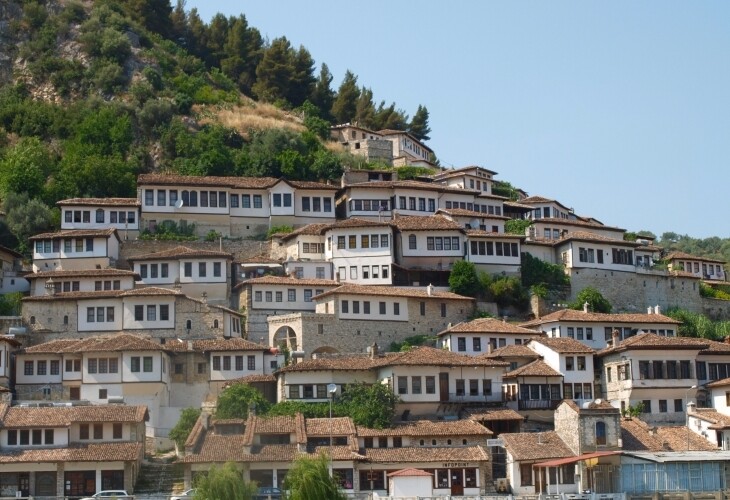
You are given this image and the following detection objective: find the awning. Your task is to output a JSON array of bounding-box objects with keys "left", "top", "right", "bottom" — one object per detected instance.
[{"left": 533, "top": 451, "right": 621, "bottom": 468}]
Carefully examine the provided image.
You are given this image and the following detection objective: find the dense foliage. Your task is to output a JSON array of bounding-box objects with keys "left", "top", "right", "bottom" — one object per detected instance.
[
  {"left": 666, "top": 308, "right": 730, "bottom": 340},
  {"left": 168, "top": 407, "right": 201, "bottom": 448},
  {"left": 521, "top": 253, "right": 570, "bottom": 290},
  {"left": 570, "top": 287, "right": 612, "bottom": 313},
  {"left": 215, "top": 383, "right": 271, "bottom": 419},
  {"left": 193, "top": 462, "right": 256, "bottom": 500},
  {"left": 284, "top": 455, "right": 349, "bottom": 500},
  {"left": 448, "top": 260, "right": 481, "bottom": 297}
]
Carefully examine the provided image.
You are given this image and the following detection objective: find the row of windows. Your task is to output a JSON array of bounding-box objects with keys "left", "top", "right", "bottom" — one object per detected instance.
[
  {"left": 7, "top": 428, "right": 56, "bottom": 446},
  {"left": 52, "top": 280, "right": 80, "bottom": 293},
  {"left": 87, "top": 357, "right": 119, "bottom": 374},
  {"left": 302, "top": 243, "right": 324, "bottom": 254},
  {"left": 637, "top": 360, "right": 693, "bottom": 380},
  {"left": 146, "top": 189, "right": 229, "bottom": 209},
  {"left": 87, "top": 307, "right": 115, "bottom": 323},
  {"left": 467, "top": 178, "right": 489, "bottom": 192},
  {"left": 212, "top": 355, "right": 256, "bottom": 371},
  {"left": 301, "top": 196, "right": 332, "bottom": 212},
  {"left": 336, "top": 234, "right": 390, "bottom": 250},
  {"left": 23, "top": 360, "right": 60, "bottom": 376},
  {"left": 133, "top": 304, "right": 170, "bottom": 322},
  {"left": 254, "top": 288, "right": 324, "bottom": 303},
  {"left": 567, "top": 327, "right": 593, "bottom": 341},
  {"left": 397, "top": 196, "right": 436, "bottom": 212},
  {"left": 469, "top": 241, "right": 519, "bottom": 257},
  {"left": 360, "top": 468, "right": 477, "bottom": 491},
  {"left": 95, "top": 280, "right": 122, "bottom": 291},
  {"left": 349, "top": 199, "right": 390, "bottom": 212},
  {"left": 35, "top": 238, "right": 94, "bottom": 254},
  {"left": 291, "top": 266, "right": 326, "bottom": 279},
  {"left": 80, "top": 422, "right": 123, "bottom": 440},
  {"left": 531, "top": 206, "right": 569, "bottom": 220},
  {"left": 272, "top": 193, "right": 292, "bottom": 207},
  {"left": 339, "top": 265, "right": 390, "bottom": 281},
  {"left": 288, "top": 384, "right": 335, "bottom": 399},
  {"left": 579, "top": 247, "right": 604, "bottom": 264},
  {"left": 679, "top": 261, "right": 724, "bottom": 276},
  {"left": 341, "top": 299, "right": 400, "bottom": 316},
  {"left": 565, "top": 356, "right": 587, "bottom": 371},
  {"left": 406, "top": 236, "right": 461, "bottom": 252},
  {"left": 455, "top": 337, "right": 526, "bottom": 352},
  {"left": 563, "top": 383, "right": 593, "bottom": 400},
  {"left": 444, "top": 201, "right": 503, "bottom": 216},
  {"left": 64, "top": 210, "right": 136, "bottom": 225},
  {"left": 634, "top": 399, "right": 685, "bottom": 414}
]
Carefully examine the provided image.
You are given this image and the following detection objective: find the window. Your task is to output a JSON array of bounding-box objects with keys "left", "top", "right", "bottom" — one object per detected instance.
[
  {"left": 473, "top": 337, "right": 482, "bottom": 352},
  {"left": 379, "top": 301, "right": 386, "bottom": 315},
  {"left": 24, "top": 360, "right": 34, "bottom": 376},
  {"left": 352, "top": 301, "right": 360, "bottom": 314},
  {"left": 470, "top": 379, "right": 479, "bottom": 396},
  {"left": 577, "top": 356, "right": 586, "bottom": 370},
  {"left": 675, "top": 399, "right": 684, "bottom": 412},
  {"left": 198, "top": 262, "right": 207, "bottom": 277},
  {"left": 254, "top": 291, "right": 262, "bottom": 302},
  {"left": 566, "top": 357, "right": 574, "bottom": 371},
  {"left": 223, "top": 356, "right": 231, "bottom": 370},
  {"left": 659, "top": 400, "right": 668, "bottom": 412},
  {"left": 425, "top": 376, "right": 436, "bottom": 394},
  {"left": 408, "top": 234, "right": 417, "bottom": 250},
  {"left": 456, "top": 379, "right": 465, "bottom": 396},
  {"left": 37, "top": 360, "right": 47, "bottom": 375},
  {"left": 94, "top": 424, "right": 103, "bottom": 439},
  {"left": 230, "top": 194, "right": 239, "bottom": 207},
  {"left": 398, "top": 376, "right": 408, "bottom": 394},
  {"left": 394, "top": 302, "right": 400, "bottom": 315},
  {"left": 160, "top": 305, "right": 169, "bottom": 321},
  {"left": 45, "top": 428, "right": 54, "bottom": 444},
  {"left": 363, "top": 301, "right": 371, "bottom": 314},
  {"left": 288, "top": 289, "right": 296, "bottom": 302},
  {"left": 113, "top": 423, "right": 122, "bottom": 439},
  {"left": 457, "top": 337, "right": 466, "bottom": 352},
  {"left": 253, "top": 195, "right": 262, "bottom": 208},
  {"left": 412, "top": 376, "right": 422, "bottom": 394},
  {"left": 143, "top": 356, "right": 153, "bottom": 372},
  {"left": 99, "top": 389, "right": 107, "bottom": 399},
  {"left": 147, "top": 305, "right": 156, "bottom": 321},
  {"left": 304, "top": 290, "right": 313, "bottom": 302},
  {"left": 213, "top": 262, "right": 222, "bottom": 277},
  {"left": 341, "top": 300, "right": 349, "bottom": 313},
  {"left": 302, "top": 197, "right": 311, "bottom": 211},
  {"left": 350, "top": 266, "right": 357, "bottom": 280},
  {"left": 96, "top": 209, "right": 105, "bottom": 223},
  {"left": 50, "top": 360, "right": 59, "bottom": 375},
  {"left": 642, "top": 400, "right": 652, "bottom": 413},
  {"left": 80, "top": 424, "right": 89, "bottom": 440},
  {"left": 420, "top": 302, "right": 426, "bottom": 316},
  {"left": 145, "top": 189, "right": 154, "bottom": 205}
]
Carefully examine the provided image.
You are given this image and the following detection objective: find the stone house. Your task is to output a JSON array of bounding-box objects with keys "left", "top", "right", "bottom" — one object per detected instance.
[
  {"left": 0, "top": 335, "right": 20, "bottom": 390},
  {"left": 128, "top": 245, "right": 233, "bottom": 304},
  {"left": 520, "top": 306, "right": 682, "bottom": 351},
  {"left": 137, "top": 174, "right": 337, "bottom": 238},
  {"left": 597, "top": 333, "right": 708, "bottom": 423},
  {"left": 0, "top": 244, "right": 28, "bottom": 295},
  {"left": 379, "top": 129, "right": 434, "bottom": 167},
  {"left": 437, "top": 317, "right": 543, "bottom": 355},
  {"left": 330, "top": 124, "right": 392, "bottom": 164},
  {"left": 267, "top": 283, "right": 474, "bottom": 356},
  {"left": 0, "top": 403, "right": 147, "bottom": 498},
  {"left": 666, "top": 251, "right": 727, "bottom": 282},
  {"left": 30, "top": 228, "right": 121, "bottom": 272},
  {"left": 58, "top": 197, "right": 141, "bottom": 239},
  {"left": 431, "top": 165, "right": 497, "bottom": 196}
]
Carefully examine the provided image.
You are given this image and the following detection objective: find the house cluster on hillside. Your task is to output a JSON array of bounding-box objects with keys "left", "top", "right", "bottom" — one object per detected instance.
[{"left": 0, "top": 130, "right": 729, "bottom": 498}]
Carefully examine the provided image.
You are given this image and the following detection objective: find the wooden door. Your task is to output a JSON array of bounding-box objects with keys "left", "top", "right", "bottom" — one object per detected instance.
[
  {"left": 439, "top": 373, "right": 449, "bottom": 402},
  {"left": 70, "top": 387, "right": 80, "bottom": 400}
]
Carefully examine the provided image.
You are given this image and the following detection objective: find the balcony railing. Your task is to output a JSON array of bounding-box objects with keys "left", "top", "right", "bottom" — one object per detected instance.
[{"left": 518, "top": 399, "right": 562, "bottom": 410}]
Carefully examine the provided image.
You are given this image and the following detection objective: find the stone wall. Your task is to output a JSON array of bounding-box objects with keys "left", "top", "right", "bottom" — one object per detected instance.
[
  {"left": 702, "top": 297, "right": 730, "bottom": 321},
  {"left": 119, "top": 239, "right": 267, "bottom": 268},
  {"left": 568, "top": 268, "right": 703, "bottom": 313},
  {"left": 554, "top": 402, "right": 622, "bottom": 455}
]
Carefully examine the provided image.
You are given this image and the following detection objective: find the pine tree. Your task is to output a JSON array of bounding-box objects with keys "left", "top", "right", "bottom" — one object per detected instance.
[
  {"left": 409, "top": 104, "right": 431, "bottom": 141},
  {"left": 205, "top": 14, "right": 231, "bottom": 66},
  {"left": 309, "top": 63, "right": 335, "bottom": 121},
  {"left": 354, "top": 87, "right": 376, "bottom": 129},
  {"left": 373, "top": 101, "right": 408, "bottom": 131},
  {"left": 121, "top": 0, "right": 173, "bottom": 38},
  {"left": 252, "top": 37, "right": 294, "bottom": 103},
  {"left": 331, "top": 70, "right": 360, "bottom": 124},
  {"left": 288, "top": 46, "right": 316, "bottom": 107},
  {"left": 221, "top": 15, "right": 263, "bottom": 93}
]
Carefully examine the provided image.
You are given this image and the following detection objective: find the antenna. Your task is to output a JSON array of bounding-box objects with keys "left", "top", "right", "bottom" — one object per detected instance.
[{"left": 175, "top": 199, "right": 184, "bottom": 209}]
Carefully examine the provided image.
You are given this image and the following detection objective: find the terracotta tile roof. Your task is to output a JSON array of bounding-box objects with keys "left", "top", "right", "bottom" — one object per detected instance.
[
  {"left": 560, "top": 400, "right": 619, "bottom": 414},
  {"left": 0, "top": 405, "right": 147, "bottom": 428},
  {"left": 0, "top": 244, "right": 23, "bottom": 259},
  {"left": 463, "top": 407, "right": 525, "bottom": 422},
  {"left": 138, "top": 173, "right": 279, "bottom": 189},
  {"left": 520, "top": 195, "right": 558, "bottom": 204},
  {"left": 504, "top": 359, "right": 562, "bottom": 378},
  {"left": 431, "top": 165, "right": 497, "bottom": 177},
  {"left": 357, "top": 419, "right": 491, "bottom": 437},
  {"left": 193, "top": 338, "right": 269, "bottom": 352},
  {"left": 691, "top": 409, "right": 730, "bottom": 430},
  {"left": 699, "top": 340, "right": 730, "bottom": 355},
  {"left": 520, "top": 309, "right": 681, "bottom": 328},
  {"left": 503, "top": 201, "right": 535, "bottom": 211},
  {"left": 286, "top": 180, "right": 338, "bottom": 191},
  {"left": 553, "top": 231, "right": 641, "bottom": 247},
  {"left": 391, "top": 215, "right": 463, "bottom": 232},
  {"left": 379, "top": 346, "right": 509, "bottom": 368},
  {"left": 57, "top": 197, "right": 140, "bottom": 207},
  {"left": 274, "top": 223, "right": 331, "bottom": 241},
  {"left": 40, "top": 334, "right": 167, "bottom": 353},
  {"left": 182, "top": 438, "right": 361, "bottom": 463},
  {"left": 666, "top": 251, "right": 726, "bottom": 264},
  {"left": 182, "top": 433, "right": 248, "bottom": 462},
  {"left": 306, "top": 417, "right": 357, "bottom": 436},
  {"left": 598, "top": 333, "right": 709, "bottom": 356},
  {"left": 279, "top": 354, "right": 386, "bottom": 373},
  {"left": 223, "top": 374, "right": 277, "bottom": 386},
  {"left": 706, "top": 377, "right": 730, "bottom": 388},
  {"left": 501, "top": 431, "right": 574, "bottom": 461},
  {"left": 238, "top": 276, "right": 338, "bottom": 287},
  {"left": 636, "top": 244, "right": 663, "bottom": 252},
  {"left": 313, "top": 283, "right": 474, "bottom": 302},
  {"left": 439, "top": 318, "right": 542, "bottom": 337},
  {"left": 324, "top": 218, "right": 393, "bottom": 230},
  {"left": 483, "top": 344, "right": 541, "bottom": 359},
  {"left": 388, "top": 468, "right": 433, "bottom": 477},
  {"left": 529, "top": 337, "right": 595, "bottom": 354},
  {"left": 23, "top": 287, "right": 184, "bottom": 302},
  {"left": 23, "top": 339, "right": 84, "bottom": 354},
  {"left": 0, "top": 442, "right": 142, "bottom": 463},
  {"left": 27, "top": 269, "right": 139, "bottom": 279},
  {"left": 465, "top": 230, "right": 524, "bottom": 239},
  {"left": 129, "top": 246, "right": 232, "bottom": 261},
  {"left": 531, "top": 217, "right": 624, "bottom": 232},
  {"left": 436, "top": 208, "right": 509, "bottom": 220},
  {"left": 0, "top": 336, "right": 20, "bottom": 347},
  {"left": 345, "top": 180, "right": 474, "bottom": 195},
  {"left": 237, "top": 254, "right": 283, "bottom": 264},
  {"left": 29, "top": 228, "right": 118, "bottom": 240},
  {"left": 363, "top": 445, "right": 489, "bottom": 463},
  {"left": 620, "top": 418, "right": 718, "bottom": 452}
]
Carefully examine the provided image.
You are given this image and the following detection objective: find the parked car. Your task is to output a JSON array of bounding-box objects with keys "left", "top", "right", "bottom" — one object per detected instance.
[
  {"left": 80, "top": 491, "right": 132, "bottom": 500},
  {"left": 171, "top": 488, "right": 196, "bottom": 500},
  {"left": 254, "top": 486, "right": 282, "bottom": 499}
]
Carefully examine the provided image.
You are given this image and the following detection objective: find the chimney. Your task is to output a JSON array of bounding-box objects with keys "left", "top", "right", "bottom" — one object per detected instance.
[
  {"left": 612, "top": 329, "right": 620, "bottom": 348},
  {"left": 647, "top": 306, "right": 653, "bottom": 314},
  {"left": 370, "top": 342, "right": 379, "bottom": 359},
  {"left": 201, "top": 291, "right": 207, "bottom": 304},
  {"left": 427, "top": 283, "right": 433, "bottom": 296},
  {"left": 583, "top": 302, "right": 589, "bottom": 313},
  {"left": 187, "top": 341, "right": 193, "bottom": 351},
  {"left": 654, "top": 305, "right": 661, "bottom": 315},
  {"left": 487, "top": 343, "right": 493, "bottom": 355}
]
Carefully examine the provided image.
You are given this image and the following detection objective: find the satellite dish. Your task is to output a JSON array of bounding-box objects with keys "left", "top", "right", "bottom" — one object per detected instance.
[{"left": 174, "top": 199, "right": 184, "bottom": 209}]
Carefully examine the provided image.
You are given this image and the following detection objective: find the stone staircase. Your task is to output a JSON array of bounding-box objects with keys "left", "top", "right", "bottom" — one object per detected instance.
[{"left": 135, "top": 456, "right": 185, "bottom": 496}]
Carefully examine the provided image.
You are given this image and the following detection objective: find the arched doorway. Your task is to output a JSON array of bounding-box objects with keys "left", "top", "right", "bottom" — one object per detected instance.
[{"left": 273, "top": 326, "right": 298, "bottom": 351}]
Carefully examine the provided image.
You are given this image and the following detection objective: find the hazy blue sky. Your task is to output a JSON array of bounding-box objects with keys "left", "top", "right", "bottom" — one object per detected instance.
[{"left": 183, "top": 1, "right": 730, "bottom": 239}]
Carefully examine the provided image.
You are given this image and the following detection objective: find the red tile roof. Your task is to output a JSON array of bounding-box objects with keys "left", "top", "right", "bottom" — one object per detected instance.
[
  {"left": 345, "top": 180, "right": 475, "bottom": 195},
  {"left": 465, "top": 230, "right": 524, "bottom": 240},
  {"left": 501, "top": 431, "right": 574, "bottom": 461},
  {"left": 129, "top": 246, "right": 232, "bottom": 261},
  {"left": 391, "top": 215, "right": 463, "bottom": 232},
  {"left": 388, "top": 468, "right": 433, "bottom": 477},
  {"left": 238, "top": 276, "right": 338, "bottom": 288},
  {"left": 503, "top": 359, "right": 562, "bottom": 378},
  {"left": 138, "top": 173, "right": 279, "bottom": 189},
  {"left": 313, "top": 283, "right": 474, "bottom": 301},
  {"left": 666, "top": 251, "right": 726, "bottom": 264},
  {"left": 0, "top": 404, "right": 148, "bottom": 427},
  {"left": 363, "top": 445, "right": 489, "bottom": 463},
  {"left": 357, "top": 419, "right": 491, "bottom": 437},
  {"left": 598, "top": 333, "right": 709, "bottom": 356},
  {"left": 30, "top": 228, "right": 118, "bottom": 241},
  {"left": 57, "top": 197, "right": 140, "bottom": 207},
  {"left": 27, "top": 269, "right": 139, "bottom": 279},
  {"left": 620, "top": 418, "right": 717, "bottom": 452},
  {"left": 379, "top": 346, "right": 509, "bottom": 368},
  {"left": 483, "top": 344, "right": 541, "bottom": 359},
  {"left": 436, "top": 208, "right": 509, "bottom": 220},
  {"left": 463, "top": 407, "right": 525, "bottom": 422},
  {"left": 529, "top": 337, "right": 595, "bottom": 354},
  {"left": 192, "top": 338, "right": 269, "bottom": 352},
  {"left": 520, "top": 309, "right": 681, "bottom": 328},
  {"left": 0, "top": 442, "right": 142, "bottom": 463},
  {"left": 439, "top": 318, "right": 541, "bottom": 337}
]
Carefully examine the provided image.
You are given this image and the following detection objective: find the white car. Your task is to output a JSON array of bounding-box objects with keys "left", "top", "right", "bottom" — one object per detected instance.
[
  {"left": 171, "top": 488, "right": 197, "bottom": 500},
  {"left": 81, "top": 491, "right": 132, "bottom": 500}
]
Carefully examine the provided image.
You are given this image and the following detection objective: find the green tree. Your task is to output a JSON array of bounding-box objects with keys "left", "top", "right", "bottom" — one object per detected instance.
[
  {"left": 220, "top": 15, "right": 263, "bottom": 93},
  {"left": 505, "top": 219, "right": 533, "bottom": 235},
  {"left": 284, "top": 454, "right": 348, "bottom": 500},
  {"left": 520, "top": 253, "right": 569, "bottom": 289},
  {"left": 354, "top": 87, "right": 376, "bottom": 128},
  {"left": 490, "top": 276, "right": 529, "bottom": 309},
  {"left": 331, "top": 71, "right": 360, "bottom": 124},
  {"left": 408, "top": 104, "right": 431, "bottom": 141},
  {"left": 168, "top": 407, "right": 201, "bottom": 449},
  {"left": 193, "top": 462, "right": 256, "bottom": 500},
  {"left": 338, "top": 382, "right": 398, "bottom": 429},
  {"left": 373, "top": 101, "right": 408, "bottom": 131},
  {"left": 0, "top": 293, "right": 24, "bottom": 316},
  {"left": 448, "top": 260, "right": 481, "bottom": 297},
  {"left": 570, "top": 287, "right": 612, "bottom": 313},
  {"left": 0, "top": 137, "right": 55, "bottom": 199},
  {"left": 121, "top": 0, "right": 173, "bottom": 37},
  {"left": 215, "top": 384, "right": 271, "bottom": 419},
  {"left": 4, "top": 193, "right": 56, "bottom": 255},
  {"left": 309, "top": 63, "right": 335, "bottom": 121}
]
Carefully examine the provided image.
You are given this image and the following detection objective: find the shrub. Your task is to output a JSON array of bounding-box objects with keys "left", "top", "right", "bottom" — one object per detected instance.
[
  {"left": 168, "top": 407, "right": 201, "bottom": 449},
  {"left": 570, "top": 287, "right": 612, "bottom": 313},
  {"left": 449, "top": 260, "right": 481, "bottom": 298}
]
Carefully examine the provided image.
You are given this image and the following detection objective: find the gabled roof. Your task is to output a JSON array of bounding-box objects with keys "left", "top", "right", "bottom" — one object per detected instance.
[
  {"left": 530, "top": 217, "right": 624, "bottom": 232},
  {"left": 188, "top": 338, "right": 270, "bottom": 352},
  {"left": 138, "top": 173, "right": 279, "bottom": 189},
  {"left": 362, "top": 446, "right": 489, "bottom": 463},
  {"left": 431, "top": 165, "right": 498, "bottom": 178},
  {"left": 344, "top": 180, "right": 477, "bottom": 195},
  {"left": 553, "top": 231, "right": 641, "bottom": 247},
  {"left": 438, "top": 318, "right": 541, "bottom": 337},
  {"left": 128, "top": 246, "right": 232, "bottom": 261},
  {"left": 313, "top": 283, "right": 474, "bottom": 302},
  {"left": 22, "top": 287, "right": 184, "bottom": 302},
  {"left": 27, "top": 269, "right": 139, "bottom": 280},
  {"left": 0, "top": 404, "right": 148, "bottom": 428},
  {"left": 391, "top": 215, "right": 463, "bottom": 232},
  {"left": 378, "top": 346, "right": 509, "bottom": 368},
  {"left": 305, "top": 417, "right": 356, "bottom": 437},
  {"left": 597, "top": 333, "right": 709, "bottom": 357},
  {"left": 520, "top": 309, "right": 681, "bottom": 328},
  {"left": 503, "top": 359, "right": 562, "bottom": 378},
  {"left": 0, "top": 336, "right": 21, "bottom": 347},
  {"left": 0, "top": 442, "right": 143, "bottom": 463},
  {"left": 501, "top": 431, "right": 574, "bottom": 461},
  {"left": 57, "top": 197, "right": 140, "bottom": 207},
  {"left": 690, "top": 409, "right": 730, "bottom": 430},
  {"left": 463, "top": 407, "right": 524, "bottom": 422},
  {"left": 278, "top": 354, "right": 386, "bottom": 373},
  {"left": 528, "top": 337, "right": 595, "bottom": 354},
  {"left": 388, "top": 468, "right": 433, "bottom": 477},
  {"left": 357, "top": 419, "right": 492, "bottom": 437},
  {"left": 273, "top": 223, "right": 331, "bottom": 242},
  {"left": 30, "top": 228, "right": 119, "bottom": 241},
  {"left": 620, "top": 418, "right": 717, "bottom": 452},
  {"left": 323, "top": 218, "right": 393, "bottom": 231},
  {"left": 237, "top": 276, "right": 338, "bottom": 288},
  {"left": 436, "top": 208, "right": 509, "bottom": 220},
  {"left": 665, "top": 251, "right": 726, "bottom": 264},
  {"left": 483, "top": 344, "right": 541, "bottom": 359},
  {"left": 33, "top": 334, "right": 166, "bottom": 353}
]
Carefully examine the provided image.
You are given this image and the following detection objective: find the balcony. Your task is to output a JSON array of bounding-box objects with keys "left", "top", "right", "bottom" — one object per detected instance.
[{"left": 518, "top": 399, "right": 562, "bottom": 410}]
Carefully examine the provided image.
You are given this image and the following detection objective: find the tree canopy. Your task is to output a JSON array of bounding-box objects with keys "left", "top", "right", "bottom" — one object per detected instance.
[
  {"left": 570, "top": 287, "right": 612, "bottom": 313},
  {"left": 284, "top": 455, "right": 349, "bottom": 500},
  {"left": 215, "top": 384, "right": 271, "bottom": 419}
]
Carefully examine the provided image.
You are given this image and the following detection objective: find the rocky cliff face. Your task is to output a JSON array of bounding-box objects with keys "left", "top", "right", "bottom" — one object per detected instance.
[{"left": 0, "top": 1, "right": 22, "bottom": 84}]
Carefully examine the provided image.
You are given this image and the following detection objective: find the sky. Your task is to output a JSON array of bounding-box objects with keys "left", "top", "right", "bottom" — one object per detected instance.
[{"left": 182, "top": 1, "right": 730, "bottom": 239}]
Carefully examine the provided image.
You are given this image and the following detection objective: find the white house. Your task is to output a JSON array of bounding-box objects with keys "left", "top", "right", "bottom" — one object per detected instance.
[
  {"left": 58, "top": 197, "right": 141, "bottom": 239},
  {"left": 519, "top": 306, "right": 682, "bottom": 351},
  {"left": 26, "top": 269, "right": 138, "bottom": 296},
  {"left": 666, "top": 251, "right": 727, "bottom": 282},
  {"left": 30, "top": 228, "right": 121, "bottom": 272},
  {"left": 464, "top": 230, "right": 523, "bottom": 276},
  {"left": 0, "top": 245, "right": 28, "bottom": 295},
  {"left": 436, "top": 207, "right": 508, "bottom": 233},
  {"left": 323, "top": 219, "right": 395, "bottom": 285},
  {"left": 431, "top": 165, "right": 497, "bottom": 196},
  {"left": 438, "top": 318, "right": 543, "bottom": 354},
  {"left": 501, "top": 431, "right": 576, "bottom": 496},
  {"left": 553, "top": 232, "right": 643, "bottom": 273},
  {"left": 0, "top": 403, "right": 147, "bottom": 497},
  {"left": 379, "top": 129, "right": 434, "bottom": 167},
  {"left": 392, "top": 215, "right": 464, "bottom": 274},
  {"left": 527, "top": 337, "right": 596, "bottom": 406},
  {"left": 128, "top": 246, "right": 233, "bottom": 304}
]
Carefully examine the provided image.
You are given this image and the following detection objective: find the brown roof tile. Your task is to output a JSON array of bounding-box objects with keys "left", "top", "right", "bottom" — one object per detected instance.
[
  {"left": 223, "top": 374, "right": 277, "bottom": 386},
  {"left": 129, "top": 246, "right": 232, "bottom": 261},
  {"left": 0, "top": 442, "right": 142, "bottom": 463},
  {"left": 274, "top": 223, "right": 331, "bottom": 241},
  {"left": 439, "top": 318, "right": 542, "bottom": 337},
  {"left": 324, "top": 218, "right": 393, "bottom": 230},
  {"left": 706, "top": 377, "right": 730, "bottom": 388},
  {"left": 380, "top": 346, "right": 509, "bottom": 368},
  {"left": 344, "top": 180, "right": 474, "bottom": 195},
  {"left": 57, "top": 197, "right": 140, "bottom": 207},
  {"left": 23, "top": 287, "right": 184, "bottom": 302},
  {"left": 531, "top": 217, "right": 624, "bottom": 232},
  {"left": 29, "top": 228, "right": 118, "bottom": 241},
  {"left": 27, "top": 269, "right": 139, "bottom": 279},
  {"left": 666, "top": 251, "right": 726, "bottom": 264},
  {"left": 620, "top": 418, "right": 717, "bottom": 452},
  {"left": 598, "top": 333, "right": 709, "bottom": 356},
  {"left": 520, "top": 309, "right": 681, "bottom": 328},
  {"left": 436, "top": 208, "right": 509, "bottom": 220},
  {"left": 529, "top": 337, "right": 595, "bottom": 354},
  {"left": 313, "top": 283, "right": 474, "bottom": 302},
  {"left": 388, "top": 468, "right": 433, "bottom": 477},
  {"left": 29, "top": 334, "right": 167, "bottom": 353},
  {"left": 357, "top": 419, "right": 491, "bottom": 437},
  {"left": 555, "top": 231, "right": 641, "bottom": 247},
  {"left": 483, "top": 344, "right": 541, "bottom": 359},
  {"left": 306, "top": 417, "right": 357, "bottom": 437},
  {"left": 286, "top": 180, "right": 338, "bottom": 191},
  {"left": 504, "top": 359, "right": 562, "bottom": 378},
  {"left": 138, "top": 173, "right": 279, "bottom": 189},
  {"left": 691, "top": 409, "right": 730, "bottom": 430},
  {"left": 463, "top": 407, "right": 525, "bottom": 422},
  {"left": 279, "top": 354, "right": 386, "bottom": 373},
  {"left": 194, "top": 338, "right": 269, "bottom": 352},
  {"left": 363, "top": 445, "right": 489, "bottom": 463},
  {"left": 501, "top": 431, "right": 574, "bottom": 461},
  {"left": 238, "top": 276, "right": 338, "bottom": 287},
  {"left": 391, "top": 215, "right": 463, "bottom": 232},
  {"left": 23, "top": 339, "right": 84, "bottom": 354},
  {"left": 465, "top": 230, "right": 524, "bottom": 239},
  {"left": 0, "top": 405, "right": 147, "bottom": 428}
]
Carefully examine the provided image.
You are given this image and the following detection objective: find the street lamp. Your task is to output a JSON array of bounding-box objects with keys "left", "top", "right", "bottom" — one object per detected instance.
[
  {"left": 327, "top": 383, "right": 338, "bottom": 477},
  {"left": 686, "top": 384, "right": 697, "bottom": 451}
]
